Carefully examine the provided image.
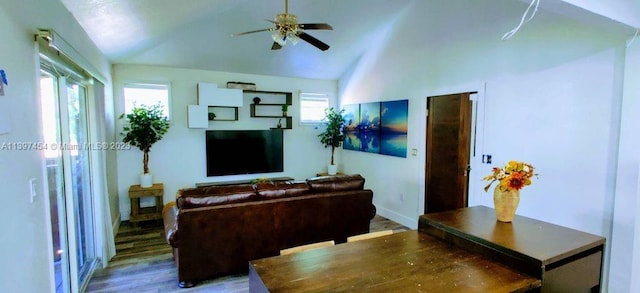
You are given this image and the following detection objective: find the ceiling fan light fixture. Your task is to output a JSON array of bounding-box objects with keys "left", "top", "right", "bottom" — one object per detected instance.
[
  {"left": 287, "top": 30, "right": 300, "bottom": 45},
  {"left": 272, "top": 32, "right": 287, "bottom": 46},
  {"left": 233, "top": 0, "right": 332, "bottom": 51}
]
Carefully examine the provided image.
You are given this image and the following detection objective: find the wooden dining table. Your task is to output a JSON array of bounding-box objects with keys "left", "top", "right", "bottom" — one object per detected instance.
[{"left": 248, "top": 230, "right": 541, "bottom": 292}]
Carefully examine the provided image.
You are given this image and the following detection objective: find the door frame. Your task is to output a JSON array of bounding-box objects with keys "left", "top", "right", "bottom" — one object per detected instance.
[
  {"left": 417, "top": 83, "right": 488, "bottom": 215},
  {"left": 40, "top": 67, "right": 99, "bottom": 293}
]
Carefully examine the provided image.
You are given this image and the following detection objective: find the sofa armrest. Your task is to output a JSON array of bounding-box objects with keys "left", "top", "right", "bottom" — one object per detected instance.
[{"left": 163, "top": 202, "right": 179, "bottom": 246}]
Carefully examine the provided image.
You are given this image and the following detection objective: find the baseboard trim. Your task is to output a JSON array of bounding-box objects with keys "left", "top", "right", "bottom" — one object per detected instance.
[
  {"left": 376, "top": 206, "right": 418, "bottom": 230},
  {"left": 112, "top": 213, "right": 121, "bottom": 238}
]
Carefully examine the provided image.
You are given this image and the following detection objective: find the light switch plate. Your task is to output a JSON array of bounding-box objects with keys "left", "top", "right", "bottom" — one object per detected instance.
[{"left": 29, "top": 178, "right": 37, "bottom": 203}]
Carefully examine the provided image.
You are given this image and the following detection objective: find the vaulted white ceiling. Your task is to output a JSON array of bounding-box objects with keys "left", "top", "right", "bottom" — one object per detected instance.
[{"left": 58, "top": 0, "right": 638, "bottom": 80}]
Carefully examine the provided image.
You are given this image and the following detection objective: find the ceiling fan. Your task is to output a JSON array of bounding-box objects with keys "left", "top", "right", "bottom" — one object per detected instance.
[{"left": 233, "top": 0, "right": 333, "bottom": 51}]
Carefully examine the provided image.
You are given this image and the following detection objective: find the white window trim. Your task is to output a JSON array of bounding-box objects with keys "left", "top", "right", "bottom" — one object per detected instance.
[
  {"left": 122, "top": 81, "right": 172, "bottom": 120},
  {"left": 299, "top": 92, "right": 330, "bottom": 126}
]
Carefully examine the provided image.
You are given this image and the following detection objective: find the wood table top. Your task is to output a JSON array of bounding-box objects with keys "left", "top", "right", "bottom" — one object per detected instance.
[
  {"left": 250, "top": 230, "right": 541, "bottom": 292},
  {"left": 419, "top": 206, "right": 606, "bottom": 266}
]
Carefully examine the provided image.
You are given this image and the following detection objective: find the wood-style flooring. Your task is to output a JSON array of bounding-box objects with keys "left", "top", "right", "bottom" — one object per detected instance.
[{"left": 86, "top": 215, "right": 409, "bottom": 292}]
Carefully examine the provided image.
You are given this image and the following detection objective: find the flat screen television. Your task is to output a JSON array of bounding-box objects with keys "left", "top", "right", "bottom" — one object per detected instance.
[{"left": 206, "top": 129, "right": 283, "bottom": 176}]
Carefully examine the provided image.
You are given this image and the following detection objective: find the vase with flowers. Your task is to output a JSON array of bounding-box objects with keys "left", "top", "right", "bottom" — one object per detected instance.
[{"left": 483, "top": 160, "right": 536, "bottom": 222}]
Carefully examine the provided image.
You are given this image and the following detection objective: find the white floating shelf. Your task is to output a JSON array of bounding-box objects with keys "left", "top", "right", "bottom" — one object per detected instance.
[{"left": 197, "top": 82, "right": 243, "bottom": 107}]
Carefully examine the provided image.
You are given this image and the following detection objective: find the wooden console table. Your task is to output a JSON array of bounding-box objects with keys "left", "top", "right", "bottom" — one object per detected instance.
[
  {"left": 128, "top": 183, "right": 164, "bottom": 226},
  {"left": 419, "top": 206, "right": 605, "bottom": 292},
  {"left": 249, "top": 206, "right": 605, "bottom": 292}
]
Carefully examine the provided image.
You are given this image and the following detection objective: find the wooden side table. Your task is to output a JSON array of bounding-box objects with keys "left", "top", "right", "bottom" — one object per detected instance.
[{"left": 129, "top": 183, "right": 164, "bottom": 226}]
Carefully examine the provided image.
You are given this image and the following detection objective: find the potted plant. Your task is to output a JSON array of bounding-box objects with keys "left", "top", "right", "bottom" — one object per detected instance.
[
  {"left": 318, "top": 107, "right": 346, "bottom": 175},
  {"left": 120, "top": 104, "right": 170, "bottom": 188},
  {"left": 281, "top": 104, "right": 289, "bottom": 117}
]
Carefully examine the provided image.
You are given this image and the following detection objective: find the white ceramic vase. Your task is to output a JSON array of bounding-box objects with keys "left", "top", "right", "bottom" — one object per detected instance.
[
  {"left": 140, "top": 173, "right": 153, "bottom": 188},
  {"left": 327, "top": 164, "right": 338, "bottom": 175}
]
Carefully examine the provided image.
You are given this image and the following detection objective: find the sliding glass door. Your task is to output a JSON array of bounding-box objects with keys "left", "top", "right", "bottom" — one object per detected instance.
[{"left": 41, "top": 68, "right": 97, "bottom": 293}]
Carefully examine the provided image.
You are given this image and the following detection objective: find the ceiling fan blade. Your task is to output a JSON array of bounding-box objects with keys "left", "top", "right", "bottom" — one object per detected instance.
[
  {"left": 298, "top": 32, "right": 330, "bottom": 51},
  {"left": 299, "top": 23, "right": 333, "bottom": 30},
  {"left": 271, "top": 42, "right": 283, "bottom": 50},
  {"left": 232, "top": 28, "right": 274, "bottom": 36}
]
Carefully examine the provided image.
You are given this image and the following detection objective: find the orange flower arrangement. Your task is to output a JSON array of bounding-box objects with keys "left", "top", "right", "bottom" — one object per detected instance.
[{"left": 483, "top": 161, "right": 536, "bottom": 192}]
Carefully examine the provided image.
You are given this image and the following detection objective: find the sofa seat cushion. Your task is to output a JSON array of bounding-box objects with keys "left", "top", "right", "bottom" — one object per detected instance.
[
  {"left": 255, "top": 182, "right": 310, "bottom": 199},
  {"left": 306, "top": 174, "right": 365, "bottom": 192}
]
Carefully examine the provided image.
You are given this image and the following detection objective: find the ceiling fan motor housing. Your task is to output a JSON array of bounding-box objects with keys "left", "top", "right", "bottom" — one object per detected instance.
[{"left": 275, "top": 13, "right": 300, "bottom": 34}]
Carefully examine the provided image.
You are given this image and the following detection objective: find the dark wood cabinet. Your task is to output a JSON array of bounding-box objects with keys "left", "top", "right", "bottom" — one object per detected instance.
[{"left": 419, "top": 206, "right": 605, "bottom": 292}]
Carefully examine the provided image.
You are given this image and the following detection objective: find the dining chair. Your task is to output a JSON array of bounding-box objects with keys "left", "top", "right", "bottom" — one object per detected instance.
[
  {"left": 347, "top": 230, "right": 393, "bottom": 242},
  {"left": 280, "top": 240, "right": 336, "bottom": 255}
]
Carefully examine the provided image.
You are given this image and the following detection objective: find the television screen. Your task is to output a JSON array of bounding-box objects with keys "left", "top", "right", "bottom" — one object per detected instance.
[{"left": 206, "top": 129, "right": 283, "bottom": 176}]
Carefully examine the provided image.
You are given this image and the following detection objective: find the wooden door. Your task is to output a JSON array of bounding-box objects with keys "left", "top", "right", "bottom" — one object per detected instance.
[{"left": 425, "top": 93, "right": 472, "bottom": 213}]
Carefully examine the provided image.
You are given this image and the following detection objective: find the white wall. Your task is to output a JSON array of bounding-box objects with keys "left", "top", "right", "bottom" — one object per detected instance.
[
  {"left": 0, "top": 0, "right": 112, "bottom": 291},
  {"left": 0, "top": 6, "right": 51, "bottom": 292},
  {"left": 338, "top": 0, "right": 630, "bottom": 290},
  {"left": 113, "top": 64, "right": 338, "bottom": 219}
]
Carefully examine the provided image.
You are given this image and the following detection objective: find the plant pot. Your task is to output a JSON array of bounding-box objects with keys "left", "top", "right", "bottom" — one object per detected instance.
[
  {"left": 493, "top": 186, "right": 520, "bottom": 222},
  {"left": 140, "top": 173, "right": 153, "bottom": 188},
  {"left": 327, "top": 164, "right": 338, "bottom": 175}
]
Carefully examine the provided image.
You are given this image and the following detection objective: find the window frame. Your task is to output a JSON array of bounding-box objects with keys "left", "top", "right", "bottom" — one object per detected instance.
[
  {"left": 299, "top": 92, "right": 330, "bottom": 126},
  {"left": 122, "top": 82, "right": 172, "bottom": 120}
]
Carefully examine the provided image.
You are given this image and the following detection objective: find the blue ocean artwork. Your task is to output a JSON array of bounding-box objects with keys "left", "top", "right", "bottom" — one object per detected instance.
[
  {"left": 342, "top": 104, "right": 360, "bottom": 134},
  {"left": 358, "top": 102, "right": 381, "bottom": 133},
  {"left": 380, "top": 134, "right": 407, "bottom": 157},
  {"left": 380, "top": 100, "right": 408, "bottom": 157},
  {"left": 342, "top": 99, "right": 407, "bottom": 158}
]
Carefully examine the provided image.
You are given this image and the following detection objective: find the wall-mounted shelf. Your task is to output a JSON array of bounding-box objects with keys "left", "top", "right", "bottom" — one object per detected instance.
[
  {"left": 208, "top": 106, "right": 238, "bottom": 121},
  {"left": 246, "top": 90, "right": 293, "bottom": 129},
  {"left": 188, "top": 83, "right": 243, "bottom": 128},
  {"left": 198, "top": 83, "right": 243, "bottom": 107}
]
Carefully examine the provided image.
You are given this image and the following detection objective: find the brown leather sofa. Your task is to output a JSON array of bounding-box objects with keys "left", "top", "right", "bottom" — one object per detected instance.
[{"left": 162, "top": 174, "right": 376, "bottom": 288}]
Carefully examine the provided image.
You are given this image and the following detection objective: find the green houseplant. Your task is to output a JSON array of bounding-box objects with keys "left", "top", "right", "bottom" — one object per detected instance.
[
  {"left": 318, "top": 107, "right": 346, "bottom": 175},
  {"left": 120, "top": 104, "right": 170, "bottom": 187}
]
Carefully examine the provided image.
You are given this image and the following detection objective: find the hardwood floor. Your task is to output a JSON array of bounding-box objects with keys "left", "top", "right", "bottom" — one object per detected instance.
[{"left": 86, "top": 216, "right": 409, "bottom": 292}]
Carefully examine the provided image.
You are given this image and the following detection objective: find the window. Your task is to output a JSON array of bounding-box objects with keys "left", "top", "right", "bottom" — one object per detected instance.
[
  {"left": 300, "top": 93, "right": 330, "bottom": 124},
  {"left": 123, "top": 83, "right": 171, "bottom": 119}
]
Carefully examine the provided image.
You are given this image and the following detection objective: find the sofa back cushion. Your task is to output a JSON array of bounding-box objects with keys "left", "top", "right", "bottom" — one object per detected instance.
[
  {"left": 178, "top": 184, "right": 255, "bottom": 197},
  {"left": 255, "top": 182, "right": 310, "bottom": 199},
  {"left": 306, "top": 174, "right": 365, "bottom": 192},
  {"left": 177, "top": 192, "right": 256, "bottom": 209},
  {"left": 176, "top": 185, "right": 257, "bottom": 209}
]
